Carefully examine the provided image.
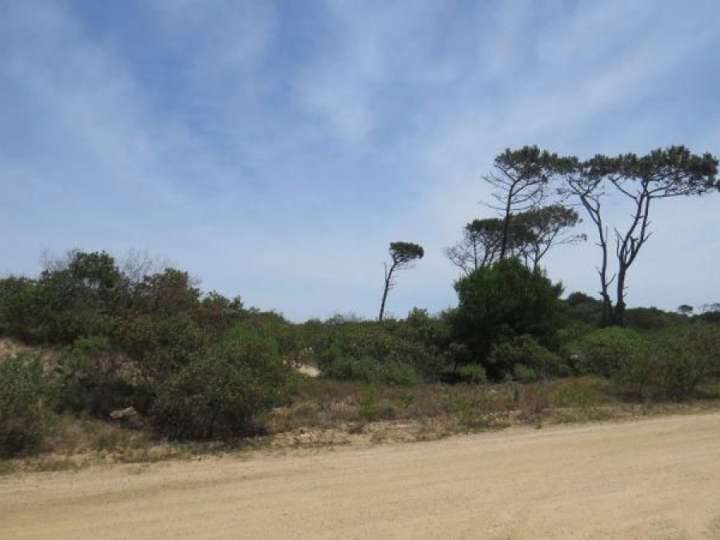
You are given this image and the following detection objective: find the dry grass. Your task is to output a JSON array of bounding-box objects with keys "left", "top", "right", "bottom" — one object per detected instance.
[
  {"left": 267, "top": 375, "right": 720, "bottom": 442},
  {"left": 3, "top": 375, "right": 720, "bottom": 475}
]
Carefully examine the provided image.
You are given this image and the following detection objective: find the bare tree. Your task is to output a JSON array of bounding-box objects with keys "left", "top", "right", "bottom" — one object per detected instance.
[
  {"left": 444, "top": 219, "right": 504, "bottom": 275},
  {"left": 566, "top": 146, "right": 718, "bottom": 326},
  {"left": 119, "top": 249, "right": 173, "bottom": 285},
  {"left": 445, "top": 217, "right": 540, "bottom": 275},
  {"left": 378, "top": 242, "right": 424, "bottom": 322},
  {"left": 485, "top": 146, "right": 575, "bottom": 260},
  {"left": 564, "top": 171, "right": 615, "bottom": 324},
  {"left": 515, "top": 204, "right": 585, "bottom": 271}
]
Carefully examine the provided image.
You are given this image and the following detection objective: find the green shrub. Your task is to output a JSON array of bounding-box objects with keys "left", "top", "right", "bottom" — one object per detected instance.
[
  {"left": 512, "top": 363, "right": 539, "bottom": 383},
  {"left": 566, "top": 327, "right": 647, "bottom": 377},
  {"left": 378, "top": 360, "right": 421, "bottom": 386},
  {"left": 454, "top": 364, "right": 488, "bottom": 384},
  {"left": 452, "top": 258, "right": 563, "bottom": 379},
  {"left": 563, "top": 292, "right": 604, "bottom": 326},
  {"left": 0, "top": 355, "right": 57, "bottom": 457},
  {"left": 28, "top": 250, "right": 125, "bottom": 344},
  {"left": 113, "top": 314, "right": 206, "bottom": 382},
  {"left": 0, "top": 277, "right": 39, "bottom": 340},
  {"left": 613, "top": 324, "right": 720, "bottom": 400},
  {"left": 56, "top": 337, "right": 152, "bottom": 417},
  {"left": 358, "top": 387, "right": 397, "bottom": 421},
  {"left": 623, "top": 307, "right": 685, "bottom": 330},
  {"left": 314, "top": 322, "right": 444, "bottom": 381},
  {"left": 130, "top": 268, "right": 200, "bottom": 316},
  {"left": 151, "top": 332, "right": 291, "bottom": 440},
  {"left": 322, "top": 356, "right": 420, "bottom": 386},
  {"left": 489, "top": 335, "right": 569, "bottom": 381}
]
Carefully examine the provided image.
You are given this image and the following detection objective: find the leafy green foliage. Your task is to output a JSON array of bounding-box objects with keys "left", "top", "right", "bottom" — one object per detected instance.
[
  {"left": 452, "top": 258, "right": 563, "bottom": 378},
  {"left": 565, "top": 327, "right": 647, "bottom": 377},
  {"left": 2, "top": 243, "right": 720, "bottom": 448},
  {"left": 0, "top": 277, "right": 38, "bottom": 340},
  {"left": 489, "top": 335, "right": 569, "bottom": 382},
  {"left": 623, "top": 307, "right": 685, "bottom": 330},
  {"left": 322, "top": 356, "right": 420, "bottom": 386},
  {"left": 613, "top": 324, "right": 720, "bottom": 400},
  {"left": 151, "top": 330, "right": 292, "bottom": 440},
  {"left": 562, "top": 292, "right": 604, "bottom": 327},
  {"left": 113, "top": 314, "right": 206, "bottom": 382},
  {"left": 454, "top": 364, "right": 488, "bottom": 384},
  {"left": 313, "top": 320, "right": 446, "bottom": 382},
  {"left": 389, "top": 242, "right": 425, "bottom": 264},
  {"left": 0, "top": 355, "right": 57, "bottom": 457},
  {"left": 56, "top": 337, "right": 151, "bottom": 417},
  {"left": 379, "top": 241, "right": 425, "bottom": 321}
]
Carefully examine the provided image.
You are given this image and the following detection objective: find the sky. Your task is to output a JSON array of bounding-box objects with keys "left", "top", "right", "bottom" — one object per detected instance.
[{"left": 2, "top": 0, "right": 719, "bottom": 321}]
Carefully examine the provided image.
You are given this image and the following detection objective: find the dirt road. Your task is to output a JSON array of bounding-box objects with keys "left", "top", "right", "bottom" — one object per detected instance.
[{"left": 2, "top": 413, "right": 720, "bottom": 539}]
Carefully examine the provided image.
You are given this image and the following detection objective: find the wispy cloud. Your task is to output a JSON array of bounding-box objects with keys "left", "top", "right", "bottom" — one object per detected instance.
[{"left": 2, "top": 0, "right": 719, "bottom": 319}]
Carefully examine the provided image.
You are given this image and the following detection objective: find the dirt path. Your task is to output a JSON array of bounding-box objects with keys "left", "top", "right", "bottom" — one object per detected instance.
[{"left": 2, "top": 413, "right": 720, "bottom": 539}]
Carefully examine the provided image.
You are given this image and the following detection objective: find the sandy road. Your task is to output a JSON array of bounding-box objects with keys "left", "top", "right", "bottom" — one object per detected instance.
[{"left": 2, "top": 413, "right": 720, "bottom": 539}]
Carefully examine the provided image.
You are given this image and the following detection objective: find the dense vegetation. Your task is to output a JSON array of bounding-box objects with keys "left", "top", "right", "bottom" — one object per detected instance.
[
  {"left": 2, "top": 145, "right": 719, "bottom": 458},
  {"left": 2, "top": 248, "right": 720, "bottom": 458}
]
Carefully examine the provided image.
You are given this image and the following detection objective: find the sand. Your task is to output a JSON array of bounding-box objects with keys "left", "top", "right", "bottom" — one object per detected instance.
[{"left": 2, "top": 412, "right": 720, "bottom": 539}]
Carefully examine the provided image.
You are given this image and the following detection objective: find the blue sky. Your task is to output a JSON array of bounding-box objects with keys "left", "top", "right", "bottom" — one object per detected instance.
[{"left": 2, "top": 0, "right": 719, "bottom": 320}]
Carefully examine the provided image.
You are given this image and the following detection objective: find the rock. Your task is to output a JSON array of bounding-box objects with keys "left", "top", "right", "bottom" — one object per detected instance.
[{"left": 110, "top": 407, "right": 143, "bottom": 429}]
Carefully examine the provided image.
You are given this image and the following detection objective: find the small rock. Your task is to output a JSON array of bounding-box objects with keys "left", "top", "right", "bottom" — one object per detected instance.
[{"left": 109, "top": 407, "right": 143, "bottom": 429}]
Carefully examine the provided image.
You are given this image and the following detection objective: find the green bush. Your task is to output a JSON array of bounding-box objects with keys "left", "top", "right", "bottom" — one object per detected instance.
[
  {"left": 563, "top": 292, "right": 604, "bottom": 326},
  {"left": 113, "top": 314, "right": 206, "bottom": 382},
  {"left": 613, "top": 324, "right": 720, "bottom": 400},
  {"left": 565, "top": 327, "right": 647, "bottom": 377},
  {"left": 512, "top": 363, "right": 540, "bottom": 383},
  {"left": 0, "top": 277, "right": 39, "bottom": 340},
  {"left": 623, "top": 307, "right": 685, "bottom": 330},
  {"left": 0, "top": 355, "right": 57, "bottom": 457},
  {"left": 56, "top": 337, "right": 152, "bottom": 417},
  {"left": 322, "top": 356, "right": 420, "bottom": 386},
  {"left": 378, "top": 360, "right": 421, "bottom": 386},
  {"left": 452, "top": 258, "right": 563, "bottom": 379},
  {"left": 489, "top": 335, "right": 569, "bottom": 381},
  {"left": 314, "top": 322, "right": 445, "bottom": 381},
  {"left": 151, "top": 331, "right": 291, "bottom": 440},
  {"left": 454, "top": 364, "right": 488, "bottom": 384},
  {"left": 31, "top": 251, "right": 125, "bottom": 344}
]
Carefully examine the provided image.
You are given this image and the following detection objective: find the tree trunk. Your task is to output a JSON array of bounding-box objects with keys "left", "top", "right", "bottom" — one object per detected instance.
[
  {"left": 499, "top": 190, "right": 514, "bottom": 261},
  {"left": 378, "top": 264, "right": 395, "bottom": 321},
  {"left": 613, "top": 267, "right": 627, "bottom": 326}
]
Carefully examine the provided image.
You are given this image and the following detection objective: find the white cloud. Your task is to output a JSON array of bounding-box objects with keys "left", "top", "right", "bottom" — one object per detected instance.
[{"left": 2, "top": 0, "right": 719, "bottom": 319}]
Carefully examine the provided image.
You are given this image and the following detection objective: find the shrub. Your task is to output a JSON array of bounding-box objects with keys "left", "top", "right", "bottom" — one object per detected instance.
[
  {"left": 130, "top": 268, "right": 200, "bottom": 316},
  {"left": 113, "top": 314, "right": 206, "bottom": 382},
  {"left": 151, "top": 331, "right": 291, "bottom": 440},
  {"left": 452, "top": 258, "right": 562, "bottom": 379},
  {"left": 613, "top": 324, "right": 720, "bottom": 400},
  {"left": 358, "top": 387, "right": 398, "bottom": 421},
  {"left": 454, "top": 364, "right": 488, "bottom": 384},
  {"left": 0, "top": 277, "right": 39, "bottom": 340},
  {"left": 512, "top": 363, "right": 540, "bottom": 383},
  {"left": 565, "top": 327, "right": 647, "bottom": 377},
  {"left": 0, "top": 355, "right": 57, "bottom": 457},
  {"left": 623, "top": 307, "right": 685, "bottom": 330},
  {"left": 489, "top": 335, "right": 569, "bottom": 381},
  {"left": 56, "top": 337, "right": 152, "bottom": 417},
  {"left": 32, "top": 250, "right": 125, "bottom": 344},
  {"left": 378, "top": 360, "right": 420, "bottom": 386},
  {"left": 322, "top": 356, "right": 420, "bottom": 386},
  {"left": 564, "top": 292, "right": 604, "bottom": 326},
  {"left": 314, "top": 322, "right": 445, "bottom": 381},
  {"left": 194, "top": 292, "right": 246, "bottom": 335}
]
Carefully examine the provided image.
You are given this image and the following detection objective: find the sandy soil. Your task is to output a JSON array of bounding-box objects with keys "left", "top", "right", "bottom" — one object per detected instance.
[{"left": 2, "top": 413, "right": 720, "bottom": 539}]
